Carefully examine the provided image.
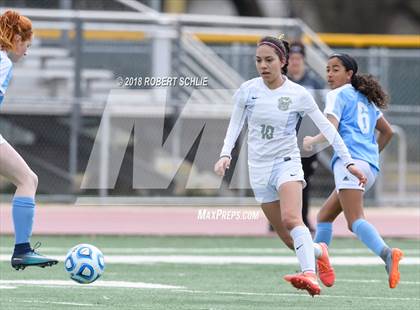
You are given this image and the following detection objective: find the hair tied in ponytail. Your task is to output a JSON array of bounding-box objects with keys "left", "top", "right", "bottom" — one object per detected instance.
[{"left": 5, "top": 11, "right": 20, "bottom": 27}]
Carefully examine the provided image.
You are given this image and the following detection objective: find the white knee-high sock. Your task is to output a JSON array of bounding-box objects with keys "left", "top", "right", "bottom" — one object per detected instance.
[
  {"left": 313, "top": 243, "right": 322, "bottom": 258},
  {"left": 290, "top": 226, "right": 316, "bottom": 273}
]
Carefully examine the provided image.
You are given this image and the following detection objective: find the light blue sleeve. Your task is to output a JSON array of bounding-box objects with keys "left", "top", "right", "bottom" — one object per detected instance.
[
  {"left": 0, "top": 59, "right": 13, "bottom": 106},
  {"left": 373, "top": 104, "right": 383, "bottom": 121},
  {"left": 324, "top": 89, "right": 346, "bottom": 122}
]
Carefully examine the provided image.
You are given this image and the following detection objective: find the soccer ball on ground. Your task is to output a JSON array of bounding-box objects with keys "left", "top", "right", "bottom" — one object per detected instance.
[{"left": 64, "top": 244, "right": 105, "bottom": 284}]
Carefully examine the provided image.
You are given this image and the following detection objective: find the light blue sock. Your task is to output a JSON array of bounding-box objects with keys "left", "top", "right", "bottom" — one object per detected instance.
[
  {"left": 352, "top": 218, "right": 388, "bottom": 257},
  {"left": 12, "top": 197, "right": 35, "bottom": 245},
  {"left": 314, "top": 222, "right": 333, "bottom": 245}
]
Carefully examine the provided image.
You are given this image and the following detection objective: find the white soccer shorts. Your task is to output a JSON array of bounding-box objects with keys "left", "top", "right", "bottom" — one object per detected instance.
[
  {"left": 249, "top": 158, "right": 306, "bottom": 204},
  {"left": 333, "top": 158, "right": 378, "bottom": 192}
]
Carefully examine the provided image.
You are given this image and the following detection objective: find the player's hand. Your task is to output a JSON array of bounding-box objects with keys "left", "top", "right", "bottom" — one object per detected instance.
[
  {"left": 303, "top": 136, "right": 315, "bottom": 152},
  {"left": 214, "top": 157, "right": 231, "bottom": 176},
  {"left": 347, "top": 165, "right": 368, "bottom": 187}
]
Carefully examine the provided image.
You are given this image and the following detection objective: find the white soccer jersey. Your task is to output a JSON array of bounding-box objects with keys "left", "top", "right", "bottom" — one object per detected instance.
[
  {"left": 0, "top": 50, "right": 13, "bottom": 106},
  {"left": 220, "top": 77, "right": 353, "bottom": 168}
]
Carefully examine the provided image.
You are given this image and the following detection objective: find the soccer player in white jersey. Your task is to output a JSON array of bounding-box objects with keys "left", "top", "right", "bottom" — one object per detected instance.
[
  {"left": 0, "top": 10, "right": 58, "bottom": 270},
  {"left": 214, "top": 36, "right": 367, "bottom": 296},
  {"left": 304, "top": 53, "right": 402, "bottom": 289}
]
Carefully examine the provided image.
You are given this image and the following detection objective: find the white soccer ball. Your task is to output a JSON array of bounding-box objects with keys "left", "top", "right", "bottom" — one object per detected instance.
[{"left": 64, "top": 244, "right": 105, "bottom": 284}]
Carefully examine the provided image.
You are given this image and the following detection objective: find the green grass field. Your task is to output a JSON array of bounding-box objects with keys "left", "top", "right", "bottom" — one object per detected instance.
[{"left": 0, "top": 236, "right": 419, "bottom": 309}]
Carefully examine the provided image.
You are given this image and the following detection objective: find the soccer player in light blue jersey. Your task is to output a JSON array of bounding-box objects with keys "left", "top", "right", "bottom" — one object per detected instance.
[
  {"left": 0, "top": 10, "right": 58, "bottom": 270},
  {"left": 303, "top": 53, "right": 402, "bottom": 289}
]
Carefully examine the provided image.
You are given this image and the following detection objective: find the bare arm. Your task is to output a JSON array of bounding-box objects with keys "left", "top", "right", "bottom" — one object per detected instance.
[{"left": 375, "top": 116, "right": 393, "bottom": 152}]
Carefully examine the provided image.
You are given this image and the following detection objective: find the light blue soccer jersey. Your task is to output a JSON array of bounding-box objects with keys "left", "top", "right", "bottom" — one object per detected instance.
[
  {"left": 0, "top": 50, "right": 13, "bottom": 106},
  {"left": 324, "top": 84, "right": 383, "bottom": 171}
]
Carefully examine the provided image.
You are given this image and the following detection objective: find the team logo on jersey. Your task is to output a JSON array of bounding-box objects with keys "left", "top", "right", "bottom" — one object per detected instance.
[{"left": 278, "top": 97, "right": 291, "bottom": 111}]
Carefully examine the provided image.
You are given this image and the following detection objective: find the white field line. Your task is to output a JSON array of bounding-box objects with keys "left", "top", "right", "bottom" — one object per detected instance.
[
  {"left": 173, "top": 288, "right": 420, "bottom": 302},
  {"left": 336, "top": 279, "right": 420, "bottom": 285},
  {"left": 0, "top": 280, "right": 184, "bottom": 290},
  {"left": 20, "top": 300, "right": 94, "bottom": 307},
  {"left": 0, "top": 246, "right": 418, "bottom": 255},
  {"left": 1, "top": 255, "right": 419, "bottom": 265},
  {"left": 5, "top": 279, "right": 417, "bottom": 288},
  {"left": 2, "top": 280, "right": 419, "bottom": 302}
]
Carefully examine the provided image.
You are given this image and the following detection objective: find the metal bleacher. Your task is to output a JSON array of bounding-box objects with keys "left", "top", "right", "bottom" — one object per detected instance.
[
  {"left": 3, "top": 5, "right": 414, "bottom": 205},
  {"left": 1, "top": 6, "right": 332, "bottom": 109},
  {"left": 0, "top": 5, "right": 338, "bottom": 199},
  {"left": 12, "top": 46, "right": 114, "bottom": 99}
]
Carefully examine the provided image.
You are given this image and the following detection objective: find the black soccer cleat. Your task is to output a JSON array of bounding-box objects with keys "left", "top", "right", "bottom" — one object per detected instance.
[{"left": 11, "top": 242, "right": 58, "bottom": 271}]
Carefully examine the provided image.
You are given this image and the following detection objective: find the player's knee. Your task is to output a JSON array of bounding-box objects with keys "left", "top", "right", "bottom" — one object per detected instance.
[
  {"left": 14, "top": 169, "right": 38, "bottom": 191},
  {"left": 26, "top": 170, "right": 38, "bottom": 191}
]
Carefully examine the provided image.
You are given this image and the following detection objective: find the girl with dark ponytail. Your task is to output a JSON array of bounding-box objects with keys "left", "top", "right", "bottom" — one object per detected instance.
[
  {"left": 304, "top": 53, "right": 401, "bottom": 289},
  {"left": 330, "top": 53, "right": 389, "bottom": 109},
  {"left": 215, "top": 37, "right": 367, "bottom": 296},
  {"left": 351, "top": 73, "right": 388, "bottom": 109}
]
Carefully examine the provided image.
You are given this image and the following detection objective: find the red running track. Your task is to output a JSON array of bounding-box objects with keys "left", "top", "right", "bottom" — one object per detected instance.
[{"left": 0, "top": 204, "right": 419, "bottom": 238}]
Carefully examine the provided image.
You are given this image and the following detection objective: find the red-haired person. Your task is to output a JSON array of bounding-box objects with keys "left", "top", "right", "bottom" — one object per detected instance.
[
  {"left": 215, "top": 36, "right": 366, "bottom": 296},
  {"left": 0, "top": 10, "right": 58, "bottom": 270}
]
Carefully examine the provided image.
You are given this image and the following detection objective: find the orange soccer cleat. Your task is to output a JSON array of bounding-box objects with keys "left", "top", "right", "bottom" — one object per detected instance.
[
  {"left": 316, "top": 242, "right": 335, "bottom": 287},
  {"left": 284, "top": 271, "right": 321, "bottom": 296},
  {"left": 386, "top": 248, "right": 403, "bottom": 289}
]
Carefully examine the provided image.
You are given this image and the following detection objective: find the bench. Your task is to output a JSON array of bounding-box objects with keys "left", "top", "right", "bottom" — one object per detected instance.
[
  {"left": 26, "top": 47, "right": 69, "bottom": 68},
  {"left": 13, "top": 68, "right": 114, "bottom": 97}
]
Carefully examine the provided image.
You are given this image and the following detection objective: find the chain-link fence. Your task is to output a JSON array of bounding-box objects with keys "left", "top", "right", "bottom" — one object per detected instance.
[
  {"left": 0, "top": 7, "right": 418, "bottom": 205},
  {"left": 210, "top": 44, "right": 420, "bottom": 204}
]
